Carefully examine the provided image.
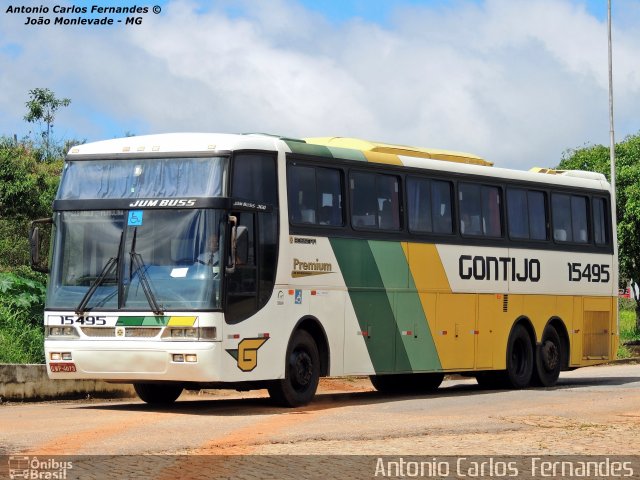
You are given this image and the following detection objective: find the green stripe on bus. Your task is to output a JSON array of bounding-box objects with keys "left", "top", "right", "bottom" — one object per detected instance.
[
  {"left": 329, "top": 238, "right": 410, "bottom": 373},
  {"left": 116, "top": 316, "right": 169, "bottom": 326},
  {"left": 284, "top": 140, "right": 333, "bottom": 158},
  {"left": 368, "top": 241, "right": 441, "bottom": 372},
  {"left": 326, "top": 146, "right": 368, "bottom": 162}
]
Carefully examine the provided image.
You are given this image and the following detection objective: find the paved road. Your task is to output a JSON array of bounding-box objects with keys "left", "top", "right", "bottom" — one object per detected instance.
[{"left": 1, "top": 363, "right": 639, "bottom": 459}]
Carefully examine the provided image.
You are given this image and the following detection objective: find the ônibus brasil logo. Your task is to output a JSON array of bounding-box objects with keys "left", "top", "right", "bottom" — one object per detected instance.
[{"left": 8, "top": 456, "right": 73, "bottom": 479}]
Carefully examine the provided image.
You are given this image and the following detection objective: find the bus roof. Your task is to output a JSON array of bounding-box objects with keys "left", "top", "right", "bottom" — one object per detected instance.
[{"left": 66, "top": 132, "right": 609, "bottom": 192}]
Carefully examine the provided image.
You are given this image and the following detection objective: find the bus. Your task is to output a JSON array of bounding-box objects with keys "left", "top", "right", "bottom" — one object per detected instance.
[{"left": 31, "top": 133, "right": 618, "bottom": 407}]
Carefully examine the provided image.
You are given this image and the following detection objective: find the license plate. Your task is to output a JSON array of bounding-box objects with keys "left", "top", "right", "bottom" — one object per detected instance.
[{"left": 49, "top": 363, "right": 77, "bottom": 373}]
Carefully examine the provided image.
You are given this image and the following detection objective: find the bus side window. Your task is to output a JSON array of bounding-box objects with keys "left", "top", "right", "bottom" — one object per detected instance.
[
  {"left": 432, "top": 180, "right": 453, "bottom": 234},
  {"left": 507, "top": 188, "right": 547, "bottom": 241},
  {"left": 593, "top": 197, "right": 609, "bottom": 245},
  {"left": 232, "top": 154, "right": 278, "bottom": 205},
  {"left": 552, "top": 193, "right": 589, "bottom": 244},
  {"left": 571, "top": 195, "right": 589, "bottom": 243},
  {"left": 552, "top": 194, "right": 572, "bottom": 242},
  {"left": 287, "top": 164, "right": 343, "bottom": 226},
  {"left": 350, "top": 171, "right": 400, "bottom": 230},
  {"left": 459, "top": 183, "right": 502, "bottom": 237}
]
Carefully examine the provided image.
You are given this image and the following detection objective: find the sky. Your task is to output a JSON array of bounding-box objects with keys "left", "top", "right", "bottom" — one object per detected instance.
[{"left": 1, "top": 0, "right": 639, "bottom": 170}]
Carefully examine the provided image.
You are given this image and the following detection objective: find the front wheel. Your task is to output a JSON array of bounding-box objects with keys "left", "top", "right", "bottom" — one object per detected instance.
[
  {"left": 133, "top": 383, "right": 183, "bottom": 405},
  {"left": 268, "top": 330, "right": 320, "bottom": 407}
]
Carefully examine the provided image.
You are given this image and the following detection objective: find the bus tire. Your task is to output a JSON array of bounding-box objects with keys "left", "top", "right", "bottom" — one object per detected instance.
[
  {"left": 504, "top": 324, "right": 534, "bottom": 388},
  {"left": 268, "top": 330, "right": 320, "bottom": 407},
  {"left": 133, "top": 383, "right": 183, "bottom": 405},
  {"left": 532, "top": 326, "right": 562, "bottom": 387},
  {"left": 370, "top": 373, "right": 444, "bottom": 393}
]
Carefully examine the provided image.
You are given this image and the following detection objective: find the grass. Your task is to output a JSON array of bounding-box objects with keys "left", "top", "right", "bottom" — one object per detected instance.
[
  {"left": 617, "top": 301, "right": 640, "bottom": 359},
  {"left": 619, "top": 309, "right": 640, "bottom": 343}
]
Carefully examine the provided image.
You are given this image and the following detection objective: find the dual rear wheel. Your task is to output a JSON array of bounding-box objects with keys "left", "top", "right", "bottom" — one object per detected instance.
[{"left": 476, "top": 323, "right": 563, "bottom": 389}]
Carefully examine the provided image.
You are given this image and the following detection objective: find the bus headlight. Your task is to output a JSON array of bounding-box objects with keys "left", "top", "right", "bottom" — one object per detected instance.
[
  {"left": 162, "top": 327, "right": 217, "bottom": 341},
  {"left": 199, "top": 327, "right": 217, "bottom": 340},
  {"left": 47, "top": 326, "right": 78, "bottom": 338},
  {"left": 50, "top": 352, "right": 72, "bottom": 361}
]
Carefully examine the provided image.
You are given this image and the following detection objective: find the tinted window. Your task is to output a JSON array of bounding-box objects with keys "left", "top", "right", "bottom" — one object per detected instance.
[
  {"left": 351, "top": 172, "right": 400, "bottom": 230},
  {"left": 593, "top": 197, "right": 609, "bottom": 245},
  {"left": 507, "top": 189, "right": 528, "bottom": 239},
  {"left": 507, "top": 188, "right": 547, "bottom": 241},
  {"left": 407, "top": 177, "right": 453, "bottom": 234},
  {"left": 571, "top": 196, "right": 589, "bottom": 243},
  {"left": 232, "top": 154, "right": 278, "bottom": 205},
  {"left": 287, "top": 164, "right": 343, "bottom": 226},
  {"left": 552, "top": 193, "right": 589, "bottom": 243},
  {"left": 459, "top": 183, "right": 502, "bottom": 237},
  {"left": 432, "top": 180, "right": 454, "bottom": 234},
  {"left": 529, "top": 191, "right": 547, "bottom": 240}
]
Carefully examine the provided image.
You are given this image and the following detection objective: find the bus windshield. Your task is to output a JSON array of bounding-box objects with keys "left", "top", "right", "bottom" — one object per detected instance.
[{"left": 47, "top": 209, "right": 224, "bottom": 311}]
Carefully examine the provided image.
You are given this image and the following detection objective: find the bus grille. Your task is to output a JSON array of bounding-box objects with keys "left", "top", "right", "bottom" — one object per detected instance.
[{"left": 81, "top": 327, "right": 162, "bottom": 338}]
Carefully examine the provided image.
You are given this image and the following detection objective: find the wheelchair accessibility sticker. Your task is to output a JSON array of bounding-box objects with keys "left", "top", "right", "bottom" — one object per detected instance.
[{"left": 128, "top": 210, "right": 143, "bottom": 226}]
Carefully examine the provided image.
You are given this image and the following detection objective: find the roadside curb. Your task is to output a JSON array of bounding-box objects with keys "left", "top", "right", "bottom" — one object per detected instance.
[{"left": 0, "top": 364, "right": 134, "bottom": 402}]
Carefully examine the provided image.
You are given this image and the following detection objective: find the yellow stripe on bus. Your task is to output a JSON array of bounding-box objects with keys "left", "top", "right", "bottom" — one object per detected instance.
[
  {"left": 363, "top": 150, "right": 403, "bottom": 166},
  {"left": 168, "top": 316, "right": 197, "bottom": 326}
]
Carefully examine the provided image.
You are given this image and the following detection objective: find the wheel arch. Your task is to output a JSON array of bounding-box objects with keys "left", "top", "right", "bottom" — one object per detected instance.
[
  {"left": 292, "top": 316, "right": 330, "bottom": 377},
  {"left": 509, "top": 316, "right": 536, "bottom": 349},
  {"left": 544, "top": 317, "right": 571, "bottom": 370}
]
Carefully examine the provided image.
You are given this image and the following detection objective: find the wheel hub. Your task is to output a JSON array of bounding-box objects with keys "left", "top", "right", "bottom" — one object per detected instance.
[
  {"left": 541, "top": 340, "right": 559, "bottom": 371},
  {"left": 291, "top": 350, "right": 313, "bottom": 387}
]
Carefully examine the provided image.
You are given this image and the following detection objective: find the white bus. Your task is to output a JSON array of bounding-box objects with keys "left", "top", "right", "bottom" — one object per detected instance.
[{"left": 31, "top": 133, "right": 618, "bottom": 407}]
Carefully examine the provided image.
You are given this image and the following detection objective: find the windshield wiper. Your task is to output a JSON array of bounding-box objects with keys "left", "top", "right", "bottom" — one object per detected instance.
[
  {"left": 75, "top": 257, "right": 118, "bottom": 315},
  {"left": 128, "top": 228, "right": 164, "bottom": 315},
  {"left": 75, "top": 230, "right": 125, "bottom": 315}
]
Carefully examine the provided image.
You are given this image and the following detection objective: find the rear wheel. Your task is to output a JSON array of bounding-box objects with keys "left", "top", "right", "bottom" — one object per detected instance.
[
  {"left": 504, "top": 324, "right": 534, "bottom": 388},
  {"left": 477, "top": 324, "right": 533, "bottom": 389},
  {"left": 133, "top": 383, "right": 183, "bottom": 405},
  {"left": 370, "top": 373, "right": 444, "bottom": 393},
  {"left": 268, "top": 330, "right": 320, "bottom": 407},
  {"left": 532, "top": 326, "right": 562, "bottom": 387}
]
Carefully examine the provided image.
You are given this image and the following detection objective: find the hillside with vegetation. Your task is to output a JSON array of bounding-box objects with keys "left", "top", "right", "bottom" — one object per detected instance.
[{"left": 0, "top": 89, "right": 68, "bottom": 363}]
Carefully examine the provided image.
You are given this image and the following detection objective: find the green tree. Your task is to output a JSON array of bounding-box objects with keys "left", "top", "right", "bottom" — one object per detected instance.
[
  {"left": 558, "top": 133, "right": 640, "bottom": 331},
  {"left": 0, "top": 137, "right": 62, "bottom": 269},
  {"left": 24, "top": 88, "right": 71, "bottom": 161}
]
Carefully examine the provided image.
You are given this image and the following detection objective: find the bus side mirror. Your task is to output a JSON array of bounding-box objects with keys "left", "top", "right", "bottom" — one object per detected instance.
[{"left": 30, "top": 218, "right": 53, "bottom": 273}]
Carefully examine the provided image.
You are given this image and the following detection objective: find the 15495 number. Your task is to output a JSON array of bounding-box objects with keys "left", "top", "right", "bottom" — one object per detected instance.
[
  {"left": 56, "top": 315, "right": 107, "bottom": 326},
  {"left": 567, "top": 263, "right": 610, "bottom": 283}
]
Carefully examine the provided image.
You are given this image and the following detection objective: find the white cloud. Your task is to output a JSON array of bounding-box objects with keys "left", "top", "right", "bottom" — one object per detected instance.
[{"left": 1, "top": 0, "right": 639, "bottom": 169}]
